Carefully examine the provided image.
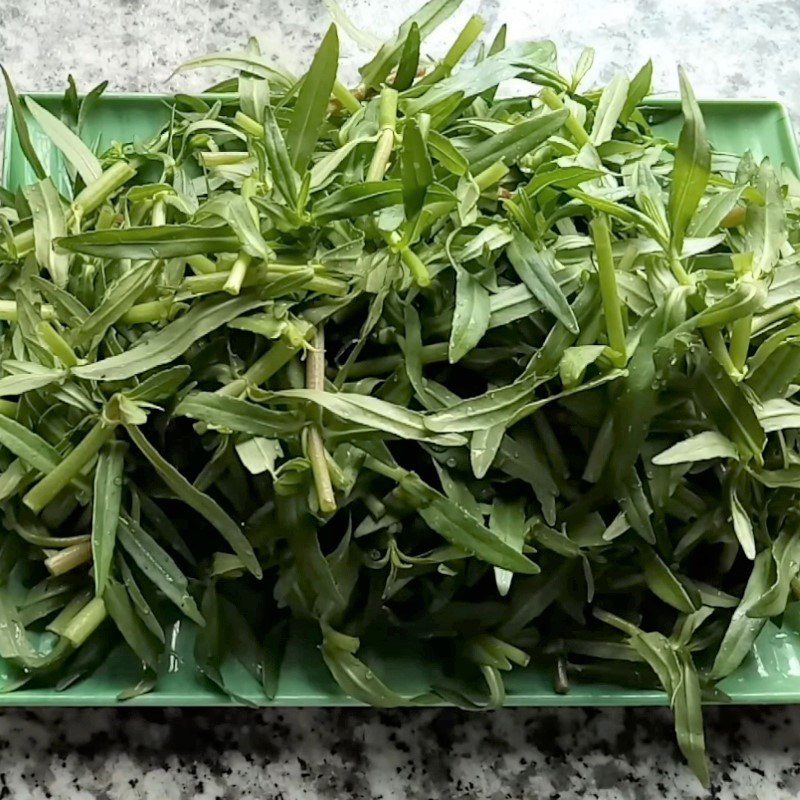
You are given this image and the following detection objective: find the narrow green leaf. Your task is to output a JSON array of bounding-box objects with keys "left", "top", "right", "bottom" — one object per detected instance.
[
  {"left": 710, "top": 551, "right": 772, "bottom": 679},
  {"left": 0, "top": 415, "right": 59, "bottom": 473},
  {"left": 359, "top": 0, "right": 462, "bottom": 89},
  {"left": 401, "top": 473, "right": 540, "bottom": 574},
  {"left": 640, "top": 546, "right": 697, "bottom": 613},
  {"left": 286, "top": 25, "right": 339, "bottom": 173},
  {"left": 449, "top": 268, "right": 490, "bottom": 363},
  {"left": 489, "top": 498, "right": 526, "bottom": 596},
  {"left": 427, "top": 129, "right": 468, "bottom": 175},
  {"left": 117, "top": 515, "right": 205, "bottom": 625},
  {"left": 73, "top": 294, "right": 264, "bottom": 381},
  {"left": 755, "top": 398, "right": 800, "bottom": 432},
  {"left": 235, "top": 437, "right": 283, "bottom": 476},
  {"left": 261, "top": 106, "right": 300, "bottom": 206},
  {"left": 314, "top": 180, "right": 403, "bottom": 224},
  {"left": 590, "top": 72, "right": 629, "bottom": 145},
  {"left": 620, "top": 59, "right": 652, "bottom": 124},
  {"left": 56, "top": 225, "right": 241, "bottom": 259},
  {"left": 117, "top": 554, "right": 164, "bottom": 643},
  {"left": 196, "top": 194, "right": 271, "bottom": 261},
  {"left": 1, "top": 67, "right": 47, "bottom": 179},
  {"left": 78, "top": 80, "right": 108, "bottom": 134},
  {"left": 652, "top": 431, "right": 739, "bottom": 465},
  {"left": 124, "top": 366, "right": 192, "bottom": 403},
  {"left": 728, "top": 474, "right": 755, "bottom": 560},
  {"left": 174, "top": 52, "right": 293, "bottom": 88},
  {"left": 746, "top": 527, "right": 800, "bottom": 618},
  {"left": 403, "top": 41, "right": 557, "bottom": 115},
  {"left": 464, "top": 110, "right": 568, "bottom": 175},
  {"left": 25, "top": 97, "right": 103, "bottom": 185},
  {"left": 392, "top": 22, "right": 421, "bottom": 91},
  {"left": 175, "top": 392, "right": 305, "bottom": 436},
  {"left": 507, "top": 232, "right": 578, "bottom": 334},
  {"left": 91, "top": 441, "right": 125, "bottom": 595},
  {"left": 103, "top": 577, "right": 161, "bottom": 670},
  {"left": 668, "top": 68, "right": 710, "bottom": 254},
  {"left": 689, "top": 187, "right": 744, "bottom": 237},
  {"left": 0, "top": 361, "right": 67, "bottom": 397},
  {"left": 72, "top": 260, "right": 160, "bottom": 347},
  {"left": 126, "top": 425, "right": 262, "bottom": 578},
  {"left": 24, "top": 178, "right": 69, "bottom": 288},
  {"left": 745, "top": 160, "right": 787, "bottom": 276},
  {"left": 257, "top": 387, "right": 465, "bottom": 446},
  {"left": 470, "top": 424, "right": 504, "bottom": 478},
  {"left": 401, "top": 117, "right": 433, "bottom": 219},
  {"left": 559, "top": 345, "right": 605, "bottom": 388},
  {"left": 322, "top": 644, "right": 410, "bottom": 707},
  {"left": 425, "top": 369, "right": 623, "bottom": 433},
  {"left": 693, "top": 351, "right": 765, "bottom": 465},
  {"left": 309, "top": 134, "right": 376, "bottom": 190}
]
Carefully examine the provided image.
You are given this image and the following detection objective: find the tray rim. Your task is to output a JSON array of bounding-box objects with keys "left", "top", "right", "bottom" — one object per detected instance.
[{"left": 5, "top": 94, "right": 799, "bottom": 183}]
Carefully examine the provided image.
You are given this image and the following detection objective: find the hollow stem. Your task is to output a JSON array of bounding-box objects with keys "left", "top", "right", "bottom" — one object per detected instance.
[
  {"left": 540, "top": 88, "right": 590, "bottom": 147},
  {"left": 729, "top": 315, "right": 752, "bottom": 376},
  {"left": 186, "top": 254, "right": 218, "bottom": 275},
  {"left": 443, "top": 15, "right": 485, "bottom": 72},
  {"left": 24, "top": 420, "right": 115, "bottom": 514},
  {"left": 183, "top": 263, "right": 345, "bottom": 297},
  {"left": 217, "top": 321, "right": 315, "bottom": 396},
  {"left": 475, "top": 161, "right": 510, "bottom": 191},
  {"left": 344, "top": 342, "right": 449, "bottom": 379},
  {"left": 72, "top": 160, "right": 139, "bottom": 220},
  {"left": 62, "top": 597, "right": 107, "bottom": 647},
  {"left": 589, "top": 215, "right": 627, "bottom": 368},
  {"left": 223, "top": 252, "right": 252, "bottom": 295},
  {"left": 235, "top": 111, "right": 264, "bottom": 139},
  {"left": 47, "top": 588, "right": 93, "bottom": 635},
  {"left": 332, "top": 80, "right": 361, "bottom": 114},
  {"left": 12, "top": 226, "right": 34, "bottom": 256},
  {"left": 706, "top": 326, "right": 742, "bottom": 379},
  {"left": 365, "top": 88, "right": 398, "bottom": 183},
  {"left": 45, "top": 540, "right": 93, "bottom": 576},
  {"left": 199, "top": 151, "right": 250, "bottom": 167},
  {"left": 0, "top": 300, "right": 56, "bottom": 322},
  {"left": 151, "top": 197, "right": 166, "bottom": 227},
  {"left": 399, "top": 244, "right": 431, "bottom": 288},
  {"left": 306, "top": 327, "right": 337, "bottom": 514},
  {"left": 122, "top": 300, "right": 172, "bottom": 325},
  {"left": 37, "top": 321, "right": 79, "bottom": 368},
  {"left": 728, "top": 252, "right": 754, "bottom": 376}
]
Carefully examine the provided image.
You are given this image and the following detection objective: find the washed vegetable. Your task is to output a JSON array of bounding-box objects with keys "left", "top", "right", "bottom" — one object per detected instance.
[{"left": 2, "top": 0, "right": 800, "bottom": 785}]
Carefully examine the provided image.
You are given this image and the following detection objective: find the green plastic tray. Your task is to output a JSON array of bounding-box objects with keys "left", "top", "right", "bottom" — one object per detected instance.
[{"left": 2, "top": 94, "right": 800, "bottom": 706}]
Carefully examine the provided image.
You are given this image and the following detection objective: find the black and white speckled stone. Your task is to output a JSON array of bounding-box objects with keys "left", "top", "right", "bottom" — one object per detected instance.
[
  {"left": 0, "top": 705, "right": 799, "bottom": 798},
  {"left": 0, "top": 0, "right": 799, "bottom": 123},
  {"left": 2, "top": 1, "right": 800, "bottom": 797}
]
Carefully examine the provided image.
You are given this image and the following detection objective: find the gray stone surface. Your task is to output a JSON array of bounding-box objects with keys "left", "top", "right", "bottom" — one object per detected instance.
[
  {"left": 2, "top": 0, "right": 800, "bottom": 797},
  {"left": 1, "top": 0, "right": 799, "bottom": 120},
  {"left": 2, "top": 705, "right": 800, "bottom": 799}
]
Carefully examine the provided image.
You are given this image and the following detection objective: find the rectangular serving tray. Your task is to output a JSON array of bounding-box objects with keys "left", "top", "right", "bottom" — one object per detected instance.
[{"left": 2, "top": 94, "right": 800, "bottom": 706}]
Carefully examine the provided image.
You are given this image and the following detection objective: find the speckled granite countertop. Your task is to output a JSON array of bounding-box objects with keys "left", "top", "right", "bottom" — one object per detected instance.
[
  {"left": 2, "top": 1, "right": 800, "bottom": 798},
  {"left": 1, "top": 706, "right": 800, "bottom": 799}
]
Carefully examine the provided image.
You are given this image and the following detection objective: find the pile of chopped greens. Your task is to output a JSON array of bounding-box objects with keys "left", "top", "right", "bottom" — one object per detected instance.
[{"left": 2, "top": 0, "right": 800, "bottom": 783}]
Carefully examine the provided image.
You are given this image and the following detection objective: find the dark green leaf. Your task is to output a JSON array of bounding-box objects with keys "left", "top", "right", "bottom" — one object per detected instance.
[
  {"left": 126, "top": 425, "right": 262, "bottom": 578},
  {"left": 286, "top": 25, "right": 339, "bottom": 173},
  {"left": 91, "top": 440, "right": 124, "bottom": 595},
  {"left": 1, "top": 67, "right": 47, "bottom": 179}
]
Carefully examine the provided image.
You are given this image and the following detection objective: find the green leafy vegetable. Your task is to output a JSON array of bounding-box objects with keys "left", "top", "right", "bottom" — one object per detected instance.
[{"left": 0, "top": 10, "right": 799, "bottom": 787}]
